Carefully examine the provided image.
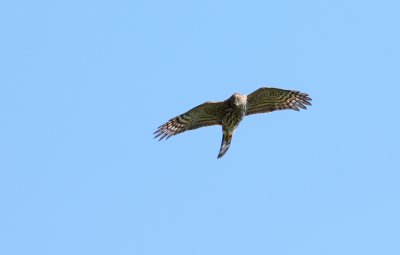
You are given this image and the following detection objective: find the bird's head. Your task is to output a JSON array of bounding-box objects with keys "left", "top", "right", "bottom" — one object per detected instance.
[{"left": 229, "top": 93, "right": 247, "bottom": 106}]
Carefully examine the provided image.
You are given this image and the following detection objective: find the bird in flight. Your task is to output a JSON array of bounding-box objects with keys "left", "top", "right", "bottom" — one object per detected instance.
[{"left": 154, "top": 87, "right": 312, "bottom": 158}]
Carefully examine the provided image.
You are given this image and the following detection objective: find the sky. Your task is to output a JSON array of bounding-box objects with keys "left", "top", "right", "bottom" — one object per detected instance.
[{"left": 1, "top": 0, "right": 400, "bottom": 254}]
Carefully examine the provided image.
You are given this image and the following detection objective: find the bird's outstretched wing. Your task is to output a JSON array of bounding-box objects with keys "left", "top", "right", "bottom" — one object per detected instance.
[
  {"left": 246, "top": 87, "right": 312, "bottom": 116},
  {"left": 154, "top": 101, "right": 227, "bottom": 141}
]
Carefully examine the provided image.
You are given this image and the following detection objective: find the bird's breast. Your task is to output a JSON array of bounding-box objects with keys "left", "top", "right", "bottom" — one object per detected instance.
[{"left": 222, "top": 105, "right": 246, "bottom": 129}]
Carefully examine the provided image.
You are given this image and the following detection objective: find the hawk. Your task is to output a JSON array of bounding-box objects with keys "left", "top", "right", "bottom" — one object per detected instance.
[{"left": 154, "top": 87, "right": 312, "bottom": 158}]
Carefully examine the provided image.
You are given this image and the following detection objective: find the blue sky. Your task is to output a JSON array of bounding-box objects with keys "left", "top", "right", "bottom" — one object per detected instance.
[{"left": 1, "top": 0, "right": 400, "bottom": 254}]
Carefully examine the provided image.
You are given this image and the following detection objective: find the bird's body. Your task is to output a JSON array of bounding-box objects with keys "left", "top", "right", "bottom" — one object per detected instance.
[
  {"left": 218, "top": 93, "right": 247, "bottom": 158},
  {"left": 154, "top": 87, "right": 312, "bottom": 158}
]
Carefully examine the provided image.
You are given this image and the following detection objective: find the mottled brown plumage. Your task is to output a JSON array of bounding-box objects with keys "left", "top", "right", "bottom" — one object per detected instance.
[{"left": 154, "top": 87, "right": 312, "bottom": 158}]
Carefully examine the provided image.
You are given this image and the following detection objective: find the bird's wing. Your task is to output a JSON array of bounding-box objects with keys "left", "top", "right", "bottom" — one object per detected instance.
[
  {"left": 154, "top": 101, "right": 227, "bottom": 141},
  {"left": 246, "top": 87, "right": 312, "bottom": 116}
]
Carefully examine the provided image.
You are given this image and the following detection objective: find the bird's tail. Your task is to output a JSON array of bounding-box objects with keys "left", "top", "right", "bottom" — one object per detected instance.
[{"left": 217, "top": 130, "right": 233, "bottom": 159}]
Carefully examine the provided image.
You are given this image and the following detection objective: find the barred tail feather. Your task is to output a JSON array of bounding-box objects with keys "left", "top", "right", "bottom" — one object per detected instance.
[{"left": 217, "top": 131, "right": 233, "bottom": 159}]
